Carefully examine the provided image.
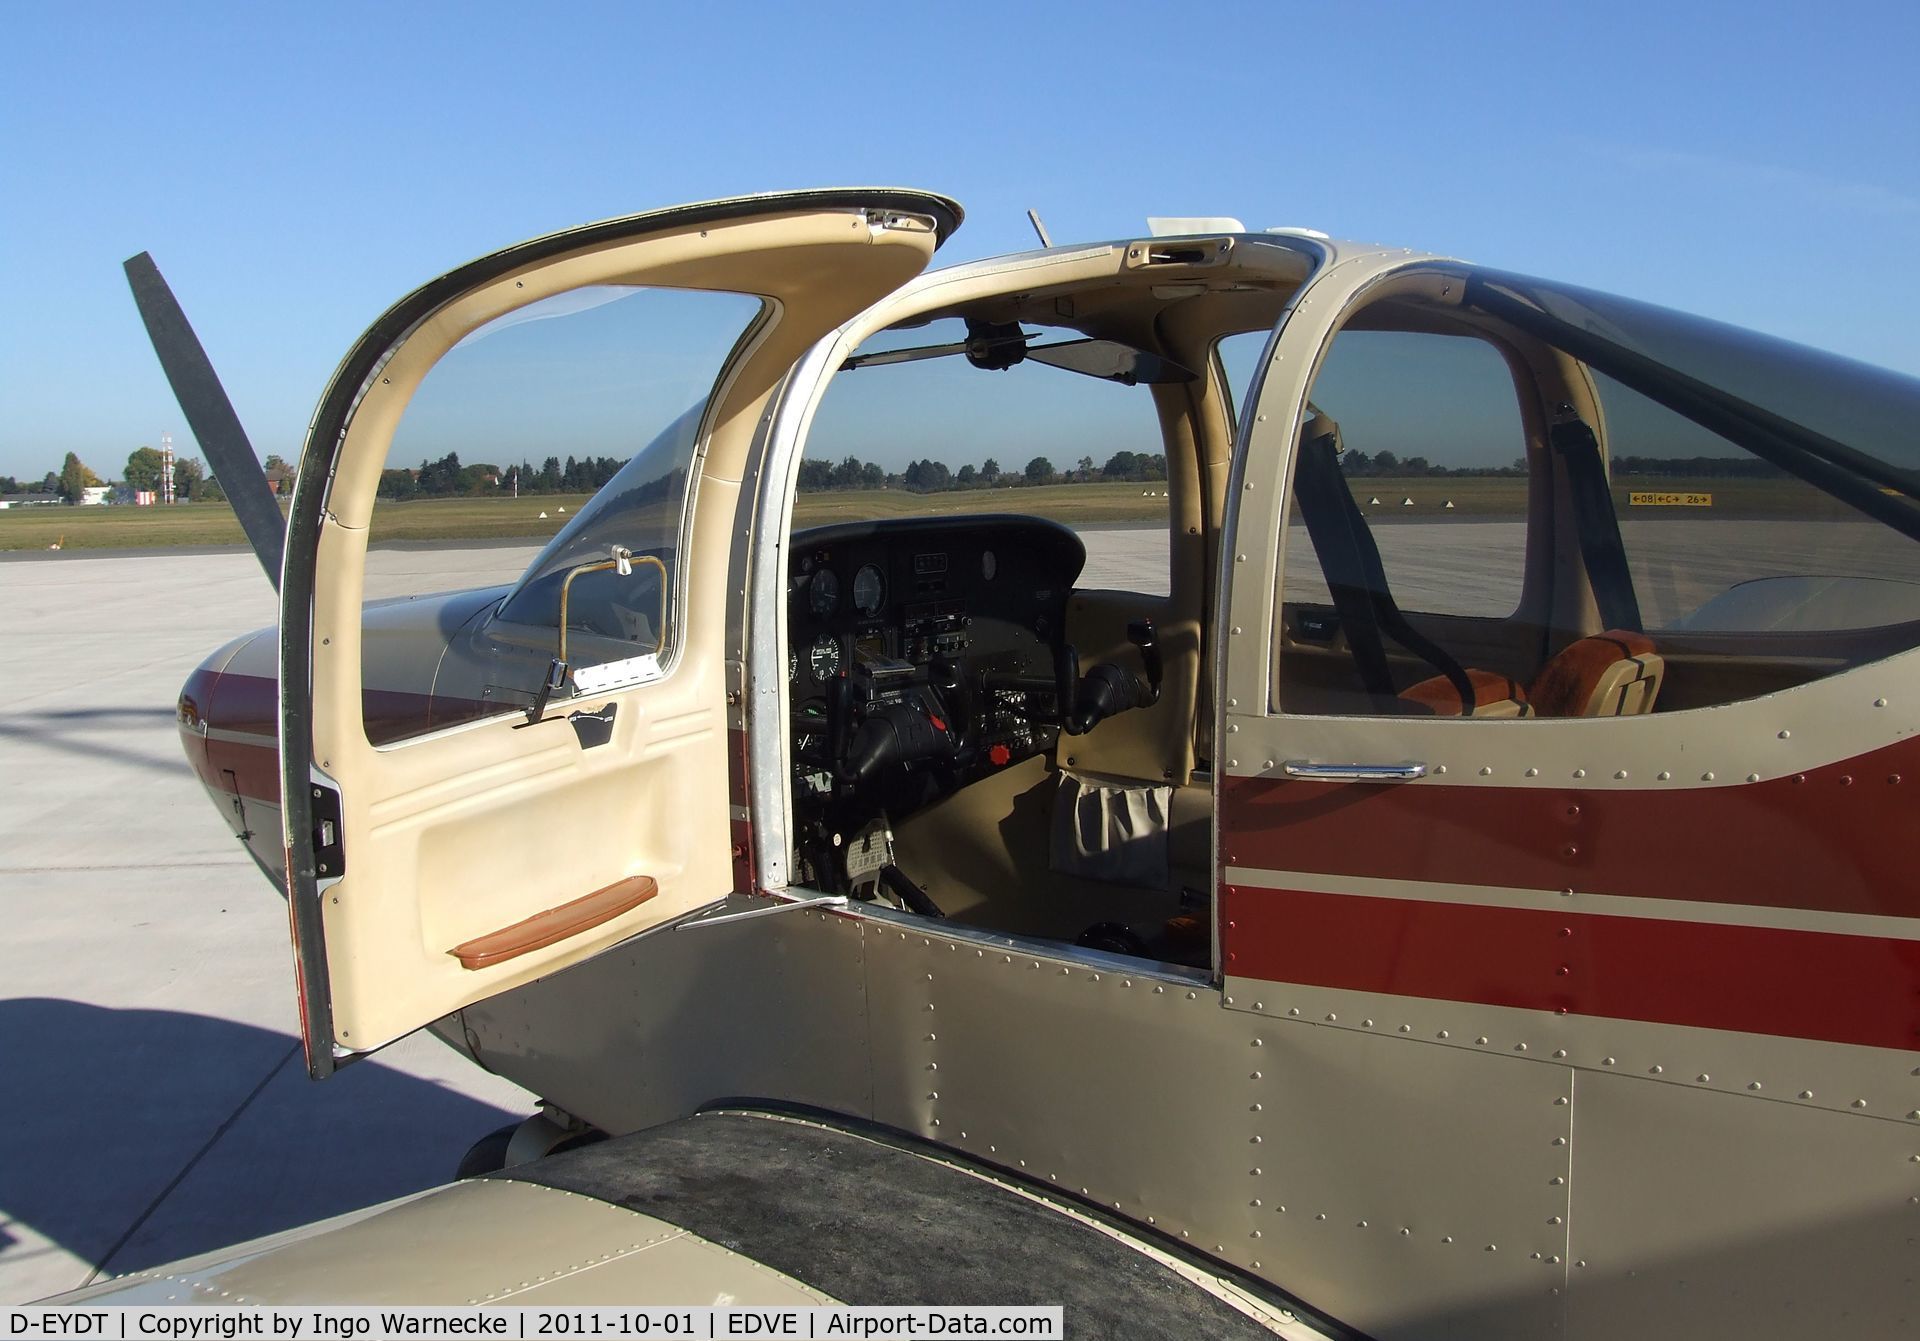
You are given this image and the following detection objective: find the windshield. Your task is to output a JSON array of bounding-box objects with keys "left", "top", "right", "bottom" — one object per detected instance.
[
  {"left": 475, "top": 287, "right": 767, "bottom": 648},
  {"left": 496, "top": 401, "right": 702, "bottom": 644}
]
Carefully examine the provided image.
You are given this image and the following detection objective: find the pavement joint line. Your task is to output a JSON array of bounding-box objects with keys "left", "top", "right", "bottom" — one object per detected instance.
[
  {"left": 0, "top": 861, "right": 256, "bottom": 874},
  {"left": 82, "top": 1041, "right": 301, "bottom": 1287}
]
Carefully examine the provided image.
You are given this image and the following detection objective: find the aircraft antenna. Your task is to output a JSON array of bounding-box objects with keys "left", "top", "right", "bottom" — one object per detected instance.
[{"left": 1026, "top": 209, "right": 1052, "bottom": 249}]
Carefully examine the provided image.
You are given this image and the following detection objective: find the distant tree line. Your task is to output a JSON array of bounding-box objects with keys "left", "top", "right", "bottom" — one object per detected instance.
[
  {"left": 1337, "top": 450, "right": 1528, "bottom": 478},
  {"left": 1610, "top": 455, "right": 1785, "bottom": 479},
  {"left": 799, "top": 450, "right": 1169, "bottom": 493},
  {"left": 3, "top": 449, "right": 222, "bottom": 503},
  {"left": 376, "top": 452, "right": 625, "bottom": 500},
  {"left": 1332, "top": 453, "right": 1812, "bottom": 480}
]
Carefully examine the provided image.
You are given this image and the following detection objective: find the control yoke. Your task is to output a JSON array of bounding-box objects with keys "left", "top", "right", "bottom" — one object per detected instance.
[
  {"left": 1062, "top": 620, "right": 1162, "bottom": 736},
  {"left": 828, "top": 666, "right": 958, "bottom": 787}
]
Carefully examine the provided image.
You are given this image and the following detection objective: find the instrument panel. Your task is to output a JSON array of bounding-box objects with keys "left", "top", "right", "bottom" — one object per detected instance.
[{"left": 787, "top": 515, "right": 1086, "bottom": 807}]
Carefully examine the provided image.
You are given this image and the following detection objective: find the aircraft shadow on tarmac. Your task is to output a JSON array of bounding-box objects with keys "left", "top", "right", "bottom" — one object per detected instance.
[
  {"left": 0, "top": 998, "right": 522, "bottom": 1285},
  {"left": 0, "top": 707, "right": 185, "bottom": 778}
]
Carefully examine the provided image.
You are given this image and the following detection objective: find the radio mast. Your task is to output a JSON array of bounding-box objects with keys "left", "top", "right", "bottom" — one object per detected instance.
[{"left": 160, "top": 432, "right": 176, "bottom": 504}]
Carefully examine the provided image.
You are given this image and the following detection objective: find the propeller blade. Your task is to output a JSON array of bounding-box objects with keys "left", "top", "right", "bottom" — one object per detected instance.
[{"left": 123, "top": 252, "right": 285, "bottom": 590}]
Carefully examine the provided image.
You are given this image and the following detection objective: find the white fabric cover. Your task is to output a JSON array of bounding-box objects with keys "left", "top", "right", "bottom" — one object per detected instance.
[{"left": 1049, "top": 770, "right": 1173, "bottom": 888}]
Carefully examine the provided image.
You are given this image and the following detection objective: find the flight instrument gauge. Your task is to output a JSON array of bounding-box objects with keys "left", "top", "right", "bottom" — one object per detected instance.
[
  {"left": 810, "top": 634, "right": 842, "bottom": 683},
  {"left": 809, "top": 569, "right": 840, "bottom": 617},
  {"left": 852, "top": 563, "right": 886, "bottom": 616}
]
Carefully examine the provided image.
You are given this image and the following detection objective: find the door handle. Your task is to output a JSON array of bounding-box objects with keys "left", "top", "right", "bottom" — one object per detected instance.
[
  {"left": 448, "top": 874, "right": 657, "bottom": 970},
  {"left": 1282, "top": 760, "right": 1428, "bottom": 782}
]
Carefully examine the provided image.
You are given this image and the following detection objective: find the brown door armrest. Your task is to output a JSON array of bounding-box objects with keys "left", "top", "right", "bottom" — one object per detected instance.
[{"left": 448, "top": 875, "right": 658, "bottom": 971}]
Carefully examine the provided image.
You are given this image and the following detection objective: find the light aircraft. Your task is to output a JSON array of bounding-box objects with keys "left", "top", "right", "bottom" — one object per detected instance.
[{"left": 61, "top": 189, "right": 1920, "bottom": 1337}]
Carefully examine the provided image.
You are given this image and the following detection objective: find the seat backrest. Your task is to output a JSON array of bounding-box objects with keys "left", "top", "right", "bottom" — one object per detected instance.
[{"left": 1530, "top": 630, "right": 1664, "bottom": 717}]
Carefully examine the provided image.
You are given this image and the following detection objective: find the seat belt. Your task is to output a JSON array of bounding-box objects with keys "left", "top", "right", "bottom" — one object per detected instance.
[
  {"left": 1550, "top": 412, "right": 1643, "bottom": 632},
  {"left": 1294, "top": 421, "right": 1398, "bottom": 709},
  {"left": 1293, "top": 412, "right": 1477, "bottom": 711}
]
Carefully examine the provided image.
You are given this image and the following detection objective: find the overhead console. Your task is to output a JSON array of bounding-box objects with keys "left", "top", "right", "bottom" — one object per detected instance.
[{"left": 786, "top": 515, "right": 1162, "bottom": 909}]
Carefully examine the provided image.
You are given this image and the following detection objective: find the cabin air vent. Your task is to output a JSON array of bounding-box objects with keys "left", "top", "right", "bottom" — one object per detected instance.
[{"left": 1126, "top": 235, "right": 1236, "bottom": 269}]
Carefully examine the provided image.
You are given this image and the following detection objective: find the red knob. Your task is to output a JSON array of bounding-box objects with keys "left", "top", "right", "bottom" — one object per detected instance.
[{"left": 989, "top": 743, "right": 1012, "bottom": 767}]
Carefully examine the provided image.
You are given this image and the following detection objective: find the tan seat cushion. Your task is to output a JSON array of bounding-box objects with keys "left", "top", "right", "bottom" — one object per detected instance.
[
  {"left": 1530, "top": 630, "right": 1664, "bottom": 717},
  {"left": 1399, "top": 668, "right": 1533, "bottom": 719}
]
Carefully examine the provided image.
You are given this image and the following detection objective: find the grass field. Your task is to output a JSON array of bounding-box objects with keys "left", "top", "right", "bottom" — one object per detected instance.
[
  {"left": 0, "top": 483, "right": 1175, "bottom": 552},
  {"left": 792, "top": 481, "right": 1170, "bottom": 528},
  {"left": 0, "top": 475, "right": 1859, "bottom": 552}
]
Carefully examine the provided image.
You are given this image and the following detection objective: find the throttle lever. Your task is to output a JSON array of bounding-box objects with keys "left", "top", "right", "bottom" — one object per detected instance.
[
  {"left": 827, "top": 673, "right": 856, "bottom": 779},
  {"left": 1126, "top": 619, "right": 1162, "bottom": 705},
  {"left": 1053, "top": 642, "right": 1080, "bottom": 731},
  {"left": 1064, "top": 621, "right": 1162, "bottom": 735}
]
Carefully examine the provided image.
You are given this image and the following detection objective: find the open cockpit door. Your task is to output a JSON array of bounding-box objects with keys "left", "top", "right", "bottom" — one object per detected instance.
[{"left": 281, "top": 191, "right": 959, "bottom": 1073}]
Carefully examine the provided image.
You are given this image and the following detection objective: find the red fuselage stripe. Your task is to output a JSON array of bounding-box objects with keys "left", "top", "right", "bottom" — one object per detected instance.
[
  {"left": 1219, "top": 734, "right": 1920, "bottom": 921},
  {"left": 178, "top": 669, "right": 494, "bottom": 803},
  {"left": 1221, "top": 884, "right": 1920, "bottom": 1051}
]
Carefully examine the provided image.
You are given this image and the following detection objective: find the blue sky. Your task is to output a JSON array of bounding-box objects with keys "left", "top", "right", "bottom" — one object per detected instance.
[{"left": 3, "top": 2, "right": 1918, "bottom": 482}]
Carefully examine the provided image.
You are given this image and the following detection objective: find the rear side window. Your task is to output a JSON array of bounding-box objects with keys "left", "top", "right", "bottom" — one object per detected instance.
[{"left": 1595, "top": 370, "right": 1920, "bottom": 633}]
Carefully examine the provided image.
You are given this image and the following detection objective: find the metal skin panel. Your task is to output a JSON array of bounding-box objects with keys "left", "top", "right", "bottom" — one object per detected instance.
[
  {"left": 461, "top": 897, "right": 1918, "bottom": 1337},
  {"left": 1565, "top": 1072, "right": 1918, "bottom": 1341},
  {"left": 469, "top": 903, "right": 1583, "bottom": 1336},
  {"left": 1217, "top": 975, "right": 1920, "bottom": 1334},
  {"left": 1242, "top": 1024, "right": 1571, "bottom": 1340},
  {"left": 862, "top": 924, "right": 1250, "bottom": 1249},
  {"left": 458, "top": 901, "right": 872, "bottom": 1137},
  {"left": 1220, "top": 976, "right": 1920, "bottom": 1127},
  {"left": 860, "top": 919, "right": 1570, "bottom": 1341}
]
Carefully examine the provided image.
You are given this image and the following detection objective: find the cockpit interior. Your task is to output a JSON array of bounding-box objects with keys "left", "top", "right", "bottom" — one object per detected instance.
[{"left": 776, "top": 241, "right": 1320, "bottom": 966}]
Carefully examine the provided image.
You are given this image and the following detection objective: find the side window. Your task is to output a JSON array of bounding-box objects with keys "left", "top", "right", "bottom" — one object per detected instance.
[
  {"left": 1267, "top": 326, "right": 1534, "bottom": 716},
  {"left": 803, "top": 318, "right": 1172, "bottom": 596},
  {"left": 1226, "top": 328, "right": 1532, "bottom": 616},
  {"left": 1247, "top": 268, "right": 1920, "bottom": 725},
  {"left": 1294, "top": 330, "right": 1530, "bottom": 616},
  {"left": 361, "top": 286, "right": 764, "bottom": 744}
]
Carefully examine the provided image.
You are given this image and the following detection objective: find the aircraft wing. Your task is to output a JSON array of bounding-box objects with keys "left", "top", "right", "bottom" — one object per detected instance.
[{"left": 45, "top": 1111, "right": 1333, "bottom": 1337}]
